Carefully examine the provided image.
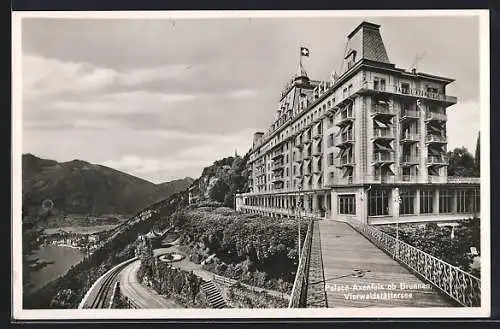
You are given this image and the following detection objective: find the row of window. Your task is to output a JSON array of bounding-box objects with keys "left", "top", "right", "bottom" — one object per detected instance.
[{"left": 337, "top": 189, "right": 480, "bottom": 216}]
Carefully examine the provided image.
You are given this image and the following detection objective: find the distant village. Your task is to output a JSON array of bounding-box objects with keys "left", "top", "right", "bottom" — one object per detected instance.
[{"left": 39, "top": 231, "right": 105, "bottom": 254}]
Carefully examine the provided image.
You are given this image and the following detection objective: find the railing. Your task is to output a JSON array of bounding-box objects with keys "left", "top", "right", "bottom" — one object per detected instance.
[
  {"left": 373, "top": 128, "right": 395, "bottom": 139},
  {"left": 447, "top": 177, "right": 481, "bottom": 184},
  {"left": 360, "top": 81, "right": 457, "bottom": 104},
  {"left": 426, "top": 112, "right": 448, "bottom": 121},
  {"left": 400, "top": 132, "right": 419, "bottom": 142},
  {"left": 428, "top": 156, "right": 448, "bottom": 165},
  {"left": 336, "top": 156, "right": 355, "bottom": 166},
  {"left": 344, "top": 219, "right": 481, "bottom": 307},
  {"left": 289, "top": 219, "right": 314, "bottom": 308},
  {"left": 373, "top": 152, "right": 395, "bottom": 162},
  {"left": 401, "top": 155, "right": 419, "bottom": 163},
  {"left": 426, "top": 134, "right": 447, "bottom": 143},
  {"left": 338, "top": 132, "right": 355, "bottom": 144},
  {"left": 271, "top": 161, "right": 285, "bottom": 170},
  {"left": 401, "top": 110, "right": 420, "bottom": 120},
  {"left": 371, "top": 104, "right": 394, "bottom": 115}
]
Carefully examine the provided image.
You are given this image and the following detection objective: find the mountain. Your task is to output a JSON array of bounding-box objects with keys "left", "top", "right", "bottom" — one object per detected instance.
[{"left": 22, "top": 154, "right": 194, "bottom": 222}]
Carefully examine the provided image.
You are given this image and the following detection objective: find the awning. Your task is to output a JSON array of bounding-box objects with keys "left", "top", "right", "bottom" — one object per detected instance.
[
  {"left": 428, "top": 167, "right": 439, "bottom": 175},
  {"left": 336, "top": 125, "right": 347, "bottom": 136},
  {"left": 428, "top": 147, "right": 443, "bottom": 156},
  {"left": 374, "top": 141, "right": 394, "bottom": 152},
  {"left": 383, "top": 164, "right": 396, "bottom": 175},
  {"left": 427, "top": 125, "right": 441, "bottom": 133},
  {"left": 336, "top": 147, "right": 346, "bottom": 158},
  {"left": 342, "top": 167, "right": 353, "bottom": 178},
  {"left": 374, "top": 119, "right": 389, "bottom": 128}
]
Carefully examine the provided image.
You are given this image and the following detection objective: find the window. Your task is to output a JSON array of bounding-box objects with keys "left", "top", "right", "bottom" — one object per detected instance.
[
  {"left": 339, "top": 194, "right": 356, "bottom": 214},
  {"left": 439, "top": 190, "right": 453, "bottom": 213},
  {"left": 374, "top": 77, "right": 386, "bottom": 91},
  {"left": 328, "top": 153, "right": 334, "bottom": 166},
  {"left": 285, "top": 168, "right": 289, "bottom": 177},
  {"left": 473, "top": 188, "right": 480, "bottom": 213},
  {"left": 457, "top": 189, "right": 479, "bottom": 213},
  {"left": 400, "top": 189, "right": 415, "bottom": 215},
  {"left": 328, "top": 133, "right": 334, "bottom": 147},
  {"left": 420, "top": 189, "right": 434, "bottom": 214},
  {"left": 369, "top": 189, "right": 389, "bottom": 216}
]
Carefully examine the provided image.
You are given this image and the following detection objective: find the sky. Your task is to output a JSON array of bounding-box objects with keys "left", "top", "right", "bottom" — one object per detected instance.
[{"left": 20, "top": 13, "right": 482, "bottom": 183}]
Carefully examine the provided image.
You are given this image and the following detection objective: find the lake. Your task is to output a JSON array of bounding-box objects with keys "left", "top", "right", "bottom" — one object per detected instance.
[{"left": 25, "top": 245, "right": 85, "bottom": 294}]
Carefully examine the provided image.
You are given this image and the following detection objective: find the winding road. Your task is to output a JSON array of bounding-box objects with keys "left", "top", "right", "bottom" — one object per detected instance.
[{"left": 118, "top": 259, "right": 184, "bottom": 308}]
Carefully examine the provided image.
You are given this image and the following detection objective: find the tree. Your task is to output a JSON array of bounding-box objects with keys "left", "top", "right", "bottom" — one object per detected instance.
[
  {"left": 208, "top": 178, "right": 230, "bottom": 203},
  {"left": 474, "top": 132, "right": 480, "bottom": 176},
  {"left": 447, "top": 147, "right": 476, "bottom": 177}
]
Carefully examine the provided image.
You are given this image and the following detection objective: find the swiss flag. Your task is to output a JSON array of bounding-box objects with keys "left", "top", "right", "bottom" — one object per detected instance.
[{"left": 300, "top": 47, "right": 310, "bottom": 57}]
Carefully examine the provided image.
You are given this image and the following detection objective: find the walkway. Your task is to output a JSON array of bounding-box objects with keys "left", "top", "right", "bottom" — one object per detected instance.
[
  {"left": 118, "top": 260, "right": 184, "bottom": 309},
  {"left": 315, "top": 220, "right": 453, "bottom": 308}
]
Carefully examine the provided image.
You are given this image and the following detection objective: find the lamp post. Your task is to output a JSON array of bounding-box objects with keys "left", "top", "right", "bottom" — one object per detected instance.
[
  {"left": 393, "top": 187, "right": 402, "bottom": 258},
  {"left": 297, "top": 183, "right": 303, "bottom": 257}
]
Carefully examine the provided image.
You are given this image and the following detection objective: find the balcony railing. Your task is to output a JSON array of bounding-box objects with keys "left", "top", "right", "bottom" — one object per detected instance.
[
  {"left": 336, "top": 157, "right": 355, "bottom": 167},
  {"left": 373, "top": 128, "right": 395, "bottom": 139},
  {"left": 338, "top": 132, "right": 355, "bottom": 145},
  {"left": 312, "top": 166, "right": 322, "bottom": 174},
  {"left": 400, "top": 132, "right": 419, "bottom": 142},
  {"left": 271, "top": 150, "right": 284, "bottom": 159},
  {"left": 312, "top": 128, "right": 322, "bottom": 139},
  {"left": 400, "top": 109, "right": 420, "bottom": 120},
  {"left": 428, "top": 175, "right": 447, "bottom": 183},
  {"left": 337, "top": 110, "right": 355, "bottom": 126},
  {"left": 344, "top": 219, "right": 480, "bottom": 307},
  {"left": 271, "top": 161, "right": 285, "bottom": 170},
  {"left": 447, "top": 177, "right": 481, "bottom": 184},
  {"left": 426, "top": 134, "right": 447, "bottom": 144},
  {"left": 359, "top": 81, "right": 457, "bottom": 105},
  {"left": 312, "top": 147, "right": 322, "bottom": 156},
  {"left": 425, "top": 112, "right": 448, "bottom": 122},
  {"left": 373, "top": 152, "right": 395, "bottom": 163},
  {"left": 371, "top": 104, "right": 394, "bottom": 116},
  {"left": 427, "top": 156, "right": 448, "bottom": 165},
  {"left": 303, "top": 152, "right": 312, "bottom": 160},
  {"left": 400, "top": 155, "right": 419, "bottom": 164},
  {"left": 303, "top": 135, "right": 311, "bottom": 144}
]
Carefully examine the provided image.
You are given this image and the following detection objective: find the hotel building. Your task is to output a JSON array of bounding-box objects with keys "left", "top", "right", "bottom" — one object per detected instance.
[{"left": 235, "top": 21, "right": 480, "bottom": 225}]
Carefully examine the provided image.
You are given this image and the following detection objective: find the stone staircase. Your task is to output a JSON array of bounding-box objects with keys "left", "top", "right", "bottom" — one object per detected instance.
[{"left": 200, "top": 280, "right": 227, "bottom": 309}]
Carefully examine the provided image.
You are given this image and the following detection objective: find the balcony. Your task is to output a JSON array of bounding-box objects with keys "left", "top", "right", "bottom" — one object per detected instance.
[
  {"left": 271, "top": 149, "right": 284, "bottom": 160},
  {"left": 400, "top": 155, "right": 419, "bottom": 165},
  {"left": 425, "top": 112, "right": 448, "bottom": 122},
  {"left": 372, "top": 152, "right": 395, "bottom": 164},
  {"left": 400, "top": 109, "right": 420, "bottom": 121},
  {"left": 312, "top": 166, "right": 322, "bottom": 174},
  {"left": 312, "top": 147, "right": 323, "bottom": 156},
  {"left": 336, "top": 132, "right": 355, "bottom": 146},
  {"left": 447, "top": 177, "right": 481, "bottom": 184},
  {"left": 427, "top": 156, "right": 448, "bottom": 166},
  {"left": 425, "top": 134, "right": 447, "bottom": 144},
  {"left": 294, "top": 156, "right": 302, "bottom": 163},
  {"left": 303, "top": 152, "right": 312, "bottom": 160},
  {"left": 335, "top": 157, "right": 355, "bottom": 167},
  {"left": 271, "top": 174, "right": 284, "bottom": 182},
  {"left": 336, "top": 110, "right": 354, "bottom": 127},
  {"left": 372, "top": 128, "right": 395, "bottom": 140},
  {"left": 401, "top": 174, "right": 418, "bottom": 182},
  {"left": 371, "top": 103, "right": 394, "bottom": 117},
  {"left": 358, "top": 81, "right": 457, "bottom": 106},
  {"left": 271, "top": 161, "right": 285, "bottom": 171},
  {"left": 400, "top": 132, "right": 420, "bottom": 143},
  {"left": 312, "top": 129, "right": 322, "bottom": 139},
  {"left": 303, "top": 135, "right": 312, "bottom": 144},
  {"left": 428, "top": 175, "right": 447, "bottom": 183}
]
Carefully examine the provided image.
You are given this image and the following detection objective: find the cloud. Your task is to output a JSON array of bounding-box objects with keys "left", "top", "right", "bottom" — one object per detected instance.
[
  {"left": 22, "top": 54, "right": 200, "bottom": 101},
  {"left": 226, "top": 89, "right": 257, "bottom": 99},
  {"left": 101, "top": 128, "right": 254, "bottom": 182}
]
